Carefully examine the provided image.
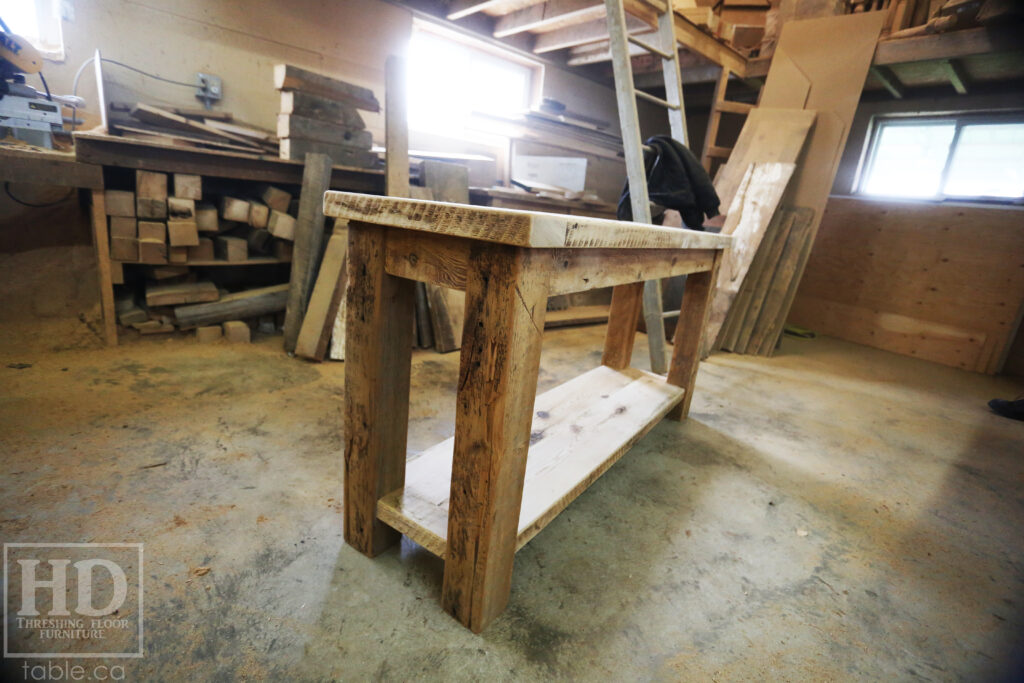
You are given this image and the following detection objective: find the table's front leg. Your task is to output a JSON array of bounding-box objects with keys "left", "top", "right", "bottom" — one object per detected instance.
[
  {"left": 667, "top": 252, "right": 723, "bottom": 420},
  {"left": 344, "top": 224, "right": 416, "bottom": 557},
  {"left": 442, "top": 244, "right": 549, "bottom": 633}
]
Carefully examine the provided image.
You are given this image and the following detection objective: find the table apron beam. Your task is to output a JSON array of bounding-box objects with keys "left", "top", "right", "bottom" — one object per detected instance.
[{"left": 383, "top": 229, "right": 717, "bottom": 295}]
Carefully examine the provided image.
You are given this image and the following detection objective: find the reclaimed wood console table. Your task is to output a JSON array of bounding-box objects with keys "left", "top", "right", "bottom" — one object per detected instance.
[{"left": 323, "top": 191, "right": 732, "bottom": 632}]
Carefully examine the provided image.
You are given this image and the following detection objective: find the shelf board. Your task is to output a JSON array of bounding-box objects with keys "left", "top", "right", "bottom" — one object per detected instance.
[
  {"left": 116, "top": 257, "right": 290, "bottom": 267},
  {"left": 377, "top": 365, "right": 684, "bottom": 558},
  {"left": 544, "top": 304, "right": 610, "bottom": 329}
]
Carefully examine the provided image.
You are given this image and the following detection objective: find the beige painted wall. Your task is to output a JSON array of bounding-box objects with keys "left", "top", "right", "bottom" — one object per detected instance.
[
  {"left": 44, "top": 0, "right": 412, "bottom": 142},
  {"left": 36, "top": 0, "right": 635, "bottom": 200}
]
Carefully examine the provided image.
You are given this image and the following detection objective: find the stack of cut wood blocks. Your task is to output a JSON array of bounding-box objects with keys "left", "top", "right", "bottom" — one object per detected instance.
[
  {"left": 275, "top": 64, "right": 380, "bottom": 168},
  {"left": 106, "top": 170, "right": 299, "bottom": 339},
  {"left": 105, "top": 171, "right": 297, "bottom": 266}
]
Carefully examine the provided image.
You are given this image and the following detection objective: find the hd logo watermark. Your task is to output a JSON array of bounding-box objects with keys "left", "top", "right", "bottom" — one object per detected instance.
[{"left": 4, "top": 544, "right": 143, "bottom": 659}]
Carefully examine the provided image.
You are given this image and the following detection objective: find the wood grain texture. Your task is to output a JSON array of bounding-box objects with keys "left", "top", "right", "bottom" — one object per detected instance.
[
  {"left": 376, "top": 366, "right": 684, "bottom": 558},
  {"left": 602, "top": 282, "right": 644, "bottom": 369},
  {"left": 283, "top": 153, "right": 333, "bottom": 352},
  {"left": 789, "top": 197, "right": 1024, "bottom": 374},
  {"left": 440, "top": 243, "right": 549, "bottom": 633},
  {"left": 274, "top": 64, "right": 381, "bottom": 112},
  {"left": 295, "top": 229, "right": 348, "bottom": 361},
  {"left": 381, "top": 230, "right": 718, "bottom": 295},
  {"left": 343, "top": 225, "right": 415, "bottom": 557},
  {"left": 668, "top": 251, "right": 722, "bottom": 420},
  {"left": 748, "top": 208, "right": 817, "bottom": 355},
  {"left": 703, "top": 161, "right": 796, "bottom": 354},
  {"left": 173, "top": 284, "right": 288, "bottom": 328},
  {"left": 722, "top": 207, "right": 813, "bottom": 353},
  {"left": 90, "top": 190, "right": 118, "bottom": 346},
  {"left": 420, "top": 161, "right": 469, "bottom": 353},
  {"left": 712, "top": 108, "right": 816, "bottom": 210},
  {"left": 323, "top": 192, "right": 732, "bottom": 250},
  {"left": 752, "top": 13, "right": 887, "bottom": 343}
]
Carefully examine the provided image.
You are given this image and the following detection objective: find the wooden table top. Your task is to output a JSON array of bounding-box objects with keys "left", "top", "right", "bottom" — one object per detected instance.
[{"left": 324, "top": 191, "right": 733, "bottom": 251}]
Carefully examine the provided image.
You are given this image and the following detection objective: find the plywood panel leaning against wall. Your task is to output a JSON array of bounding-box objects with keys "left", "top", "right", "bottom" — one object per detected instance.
[
  {"left": 748, "top": 11, "right": 887, "bottom": 353},
  {"left": 789, "top": 197, "right": 1024, "bottom": 375}
]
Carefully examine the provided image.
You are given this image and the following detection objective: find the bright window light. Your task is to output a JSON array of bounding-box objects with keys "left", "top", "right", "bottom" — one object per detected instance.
[
  {"left": 943, "top": 123, "right": 1024, "bottom": 198},
  {"left": 861, "top": 122, "right": 955, "bottom": 197},
  {"left": 859, "top": 114, "right": 1024, "bottom": 201},
  {"left": 407, "top": 25, "right": 535, "bottom": 136},
  {"left": 1, "top": 0, "right": 64, "bottom": 60}
]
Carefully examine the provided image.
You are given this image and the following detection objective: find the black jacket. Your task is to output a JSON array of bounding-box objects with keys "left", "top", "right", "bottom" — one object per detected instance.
[{"left": 617, "top": 136, "right": 720, "bottom": 229}]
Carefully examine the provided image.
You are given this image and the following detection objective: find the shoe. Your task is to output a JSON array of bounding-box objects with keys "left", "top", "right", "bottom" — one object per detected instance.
[{"left": 988, "top": 397, "right": 1024, "bottom": 421}]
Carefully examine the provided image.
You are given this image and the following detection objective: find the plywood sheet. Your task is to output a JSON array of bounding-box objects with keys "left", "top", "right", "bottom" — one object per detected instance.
[{"left": 789, "top": 197, "right": 1024, "bottom": 374}]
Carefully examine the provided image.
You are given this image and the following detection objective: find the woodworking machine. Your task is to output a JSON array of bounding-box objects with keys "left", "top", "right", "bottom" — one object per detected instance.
[{"left": 0, "top": 29, "right": 64, "bottom": 148}]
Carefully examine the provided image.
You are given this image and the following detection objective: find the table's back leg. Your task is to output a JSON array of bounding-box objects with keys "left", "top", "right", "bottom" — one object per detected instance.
[
  {"left": 442, "top": 244, "right": 549, "bottom": 633},
  {"left": 602, "top": 282, "right": 645, "bottom": 370},
  {"left": 667, "top": 253, "right": 723, "bottom": 420},
  {"left": 343, "top": 224, "right": 416, "bottom": 557}
]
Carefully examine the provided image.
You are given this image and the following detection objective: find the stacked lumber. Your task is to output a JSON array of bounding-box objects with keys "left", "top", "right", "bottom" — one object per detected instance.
[
  {"left": 846, "top": 0, "right": 999, "bottom": 38},
  {"left": 117, "top": 103, "right": 278, "bottom": 155},
  {"left": 274, "top": 64, "right": 380, "bottom": 168},
  {"left": 106, "top": 172, "right": 298, "bottom": 267},
  {"left": 106, "top": 170, "right": 299, "bottom": 337}
]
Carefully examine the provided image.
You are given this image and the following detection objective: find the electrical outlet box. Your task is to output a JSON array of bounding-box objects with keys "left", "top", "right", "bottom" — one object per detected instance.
[{"left": 195, "top": 73, "right": 223, "bottom": 108}]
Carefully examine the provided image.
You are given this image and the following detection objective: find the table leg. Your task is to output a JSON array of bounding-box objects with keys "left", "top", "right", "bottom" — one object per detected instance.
[
  {"left": 667, "top": 253, "right": 722, "bottom": 420},
  {"left": 441, "top": 244, "right": 549, "bottom": 633},
  {"left": 89, "top": 189, "right": 117, "bottom": 346},
  {"left": 602, "top": 281, "right": 644, "bottom": 370},
  {"left": 343, "top": 225, "right": 416, "bottom": 557}
]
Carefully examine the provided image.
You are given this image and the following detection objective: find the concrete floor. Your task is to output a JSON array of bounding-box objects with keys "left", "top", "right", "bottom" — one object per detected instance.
[{"left": 2, "top": 324, "right": 1022, "bottom": 680}]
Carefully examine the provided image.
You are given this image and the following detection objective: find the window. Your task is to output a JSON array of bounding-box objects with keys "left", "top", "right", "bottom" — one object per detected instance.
[
  {"left": 858, "top": 113, "right": 1024, "bottom": 201},
  {"left": 407, "top": 22, "right": 539, "bottom": 137},
  {"left": 0, "top": 0, "right": 65, "bottom": 61}
]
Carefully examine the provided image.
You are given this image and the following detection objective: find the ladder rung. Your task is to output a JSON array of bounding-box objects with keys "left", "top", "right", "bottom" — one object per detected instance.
[
  {"left": 627, "top": 34, "right": 674, "bottom": 60},
  {"left": 716, "top": 101, "right": 755, "bottom": 115},
  {"left": 635, "top": 89, "right": 680, "bottom": 110},
  {"left": 706, "top": 146, "right": 732, "bottom": 158}
]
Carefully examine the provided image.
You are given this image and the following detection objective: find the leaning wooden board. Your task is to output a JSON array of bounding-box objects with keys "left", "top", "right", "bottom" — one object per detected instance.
[
  {"left": 702, "top": 161, "right": 796, "bottom": 354},
  {"left": 753, "top": 12, "right": 887, "bottom": 353}
]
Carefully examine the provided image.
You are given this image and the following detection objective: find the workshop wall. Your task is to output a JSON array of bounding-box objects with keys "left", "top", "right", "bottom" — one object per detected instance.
[{"left": 791, "top": 87, "right": 1024, "bottom": 374}]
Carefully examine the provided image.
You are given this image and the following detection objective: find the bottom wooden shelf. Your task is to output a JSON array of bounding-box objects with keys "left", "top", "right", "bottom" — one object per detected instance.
[{"left": 377, "top": 365, "right": 684, "bottom": 558}]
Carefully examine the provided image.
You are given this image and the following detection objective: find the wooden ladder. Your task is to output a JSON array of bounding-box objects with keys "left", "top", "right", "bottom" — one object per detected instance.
[
  {"left": 603, "top": 0, "right": 689, "bottom": 374},
  {"left": 700, "top": 66, "right": 756, "bottom": 173}
]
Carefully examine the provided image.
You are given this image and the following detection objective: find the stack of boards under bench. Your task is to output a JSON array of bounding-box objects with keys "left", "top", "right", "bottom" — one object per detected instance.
[
  {"left": 106, "top": 169, "right": 297, "bottom": 338},
  {"left": 274, "top": 64, "right": 379, "bottom": 167}
]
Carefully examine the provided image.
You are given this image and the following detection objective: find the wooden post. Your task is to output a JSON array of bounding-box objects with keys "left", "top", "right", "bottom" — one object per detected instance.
[
  {"left": 343, "top": 222, "right": 415, "bottom": 557},
  {"left": 441, "top": 244, "right": 548, "bottom": 632},
  {"left": 283, "top": 152, "right": 333, "bottom": 352},
  {"left": 89, "top": 190, "right": 118, "bottom": 346},
  {"left": 385, "top": 55, "right": 409, "bottom": 198},
  {"left": 601, "top": 282, "right": 644, "bottom": 369},
  {"left": 666, "top": 253, "right": 722, "bottom": 420}
]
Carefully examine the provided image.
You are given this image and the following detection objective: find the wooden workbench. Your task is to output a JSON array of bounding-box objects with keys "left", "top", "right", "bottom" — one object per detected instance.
[
  {"left": 70, "top": 132, "right": 385, "bottom": 345},
  {"left": 325, "top": 191, "right": 731, "bottom": 632}
]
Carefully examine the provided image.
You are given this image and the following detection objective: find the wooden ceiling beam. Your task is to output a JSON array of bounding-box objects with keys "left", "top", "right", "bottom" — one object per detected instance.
[
  {"left": 494, "top": 0, "right": 606, "bottom": 38},
  {"left": 447, "top": 0, "right": 548, "bottom": 20},
  {"left": 533, "top": 13, "right": 649, "bottom": 53},
  {"left": 871, "top": 65, "right": 905, "bottom": 99},
  {"left": 621, "top": 0, "right": 746, "bottom": 75},
  {"left": 943, "top": 58, "right": 969, "bottom": 94}
]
